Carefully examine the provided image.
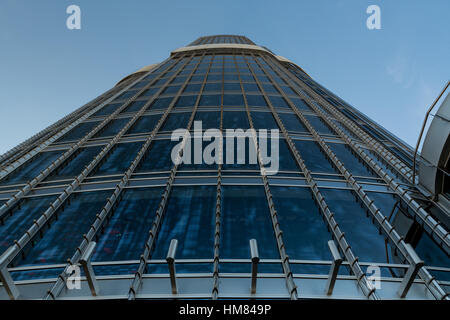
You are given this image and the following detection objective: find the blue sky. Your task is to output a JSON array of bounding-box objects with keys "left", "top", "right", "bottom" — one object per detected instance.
[{"left": 0, "top": 0, "right": 449, "bottom": 154}]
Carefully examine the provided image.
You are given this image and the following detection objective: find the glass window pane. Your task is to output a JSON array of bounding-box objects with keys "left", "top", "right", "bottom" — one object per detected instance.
[
  {"left": 0, "top": 150, "right": 63, "bottom": 186},
  {"left": 92, "top": 187, "right": 163, "bottom": 271},
  {"left": 278, "top": 113, "right": 308, "bottom": 132},
  {"left": 151, "top": 185, "right": 216, "bottom": 273},
  {"left": 294, "top": 140, "right": 337, "bottom": 174},
  {"left": 270, "top": 186, "right": 332, "bottom": 274},
  {"left": 304, "top": 115, "right": 335, "bottom": 135},
  {"left": 161, "top": 112, "right": 192, "bottom": 131},
  {"left": 175, "top": 95, "right": 198, "bottom": 108},
  {"left": 18, "top": 190, "right": 114, "bottom": 266},
  {"left": 57, "top": 121, "right": 101, "bottom": 142},
  {"left": 91, "top": 142, "right": 143, "bottom": 176},
  {"left": 328, "top": 143, "right": 376, "bottom": 177},
  {"left": 94, "top": 118, "right": 130, "bottom": 138},
  {"left": 221, "top": 186, "right": 280, "bottom": 272},
  {"left": 223, "top": 94, "right": 244, "bottom": 106},
  {"left": 93, "top": 103, "right": 121, "bottom": 117},
  {"left": 127, "top": 114, "right": 162, "bottom": 134},
  {"left": 199, "top": 94, "right": 221, "bottom": 106},
  {"left": 137, "top": 139, "right": 177, "bottom": 172},
  {"left": 223, "top": 111, "right": 249, "bottom": 129}
]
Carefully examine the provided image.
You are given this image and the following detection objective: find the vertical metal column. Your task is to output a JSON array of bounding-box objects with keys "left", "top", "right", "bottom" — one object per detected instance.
[
  {"left": 238, "top": 55, "right": 298, "bottom": 300},
  {"left": 127, "top": 54, "right": 211, "bottom": 300}
]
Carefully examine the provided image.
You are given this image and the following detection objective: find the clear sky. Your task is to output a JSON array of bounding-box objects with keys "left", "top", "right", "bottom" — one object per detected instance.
[{"left": 0, "top": 0, "right": 449, "bottom": 154}]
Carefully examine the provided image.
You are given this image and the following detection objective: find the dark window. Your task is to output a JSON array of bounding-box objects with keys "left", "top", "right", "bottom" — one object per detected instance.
[
  {"left": 91, "top": 142, "right": 143, "bottom": 176},
  {"left": 199, "top": 94, "right": 221, "bottom": 106},
  {"left": 294, "top": 140, "right": 337, "bottom": 174},
  {"left": 223, "top": 94, "right": 245, "bottom": 106},
  {"left": 151, "top": 185, "right": 216, "bottom": 273},
  {"left": 175, "top": 95, "right": 198, "bottom": 108}
]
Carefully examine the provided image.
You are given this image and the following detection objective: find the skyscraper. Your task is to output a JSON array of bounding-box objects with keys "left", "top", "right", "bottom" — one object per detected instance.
[{"left": 0, "top": 35, "right": 448, "bottom": 300}]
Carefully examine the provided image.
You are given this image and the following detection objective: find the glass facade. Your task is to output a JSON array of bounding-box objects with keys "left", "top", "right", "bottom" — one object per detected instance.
[{"left": 0, "top": 35, "right": 448, "bottom": 300}]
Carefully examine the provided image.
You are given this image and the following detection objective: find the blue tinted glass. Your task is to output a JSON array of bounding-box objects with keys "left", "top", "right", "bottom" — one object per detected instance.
[
  {"left": 47, "top": 146, "right": 103, "bottom": 180},
  {"left": 93, "top": 103, "right": 121, "bottom": 117},
  {"left": 94, "top": 118, "right": 129, "bottom": 138},
  {"left": 268, "top": 95, "right": 289, "bottom": 109},
  {"left": 224, "top": 74, "right": 239, "bottom": 81},
  {"left": 223, "top": 83, "right": 241, "bottom": 91},
  {"left": 262, "top": 84, "right": 278, "bottom": 94},
  {"left": 243, "top": 83, "right": 259, "bottom": 92},
  {"left": 175, "top": 95, "right": 198, "bottom": 108},
  {"left": 223, "top": 94, "right": 244, "bottom": 106},
  {"left": 0, "top": 150, "right": 63, "bottom": 186},
  {"left": 414, "top": 231, "right": 450, "bottom": 281},
  {"left": 199, "top": 94, "right": 221, "bottom": 106},
  {"left": 92, "top": 187, "right": 163, "bottom": 267},
  {"left": 278, "top": 140, "right": 299, "bottom": 172},
  {"left": 121, "top": 100, "right": 146, "bottom": 114},
  {"left": 241, "top": 74, "right": 255, "bottom": 82},
  {"left": 290, "top": 98, "right": 311, "bottom": 112},
  {"left": 328, "top": 143, "right": 376, "bottom": 177},
  {"left": 278, "top": 113, "right": 307, "bottom": 132},
  {"left": 162, "top": 85, "right": 181, "bottom": 95},
  {"left": 250, "top": 111, "right": 278, "bottom": 130},
  {"left": 137, "top": 139, "right": 177, "bottom": 172},
  {"left": 139, "top": 87, "right": 159, "bottom": 97},
  {"left": 280, "top": 86, "right": 296, "bottom": 96},
  {"left": 151, "top": 185, "right": 216, "bottom": 273},
  {"left": 270, "top": 186, "right": 332, "bottom": 274},
  {"left": 184, "top": 83, "right": 202, "bottom": 93},
  {"left": 0, "top": 195, "right": 57, "bottom": 255},
  {"left": 151, "top": 97, "right": 174, "bottom": 109},
  {"left": 207, "top": 74, "right": 222, "bottom": 81},
  {"left": 171, "top": 76, "right": 187, "bottom": 84},
  {"left": 161, "top": 112, "right": 192, "bottom": 131},
  {"left": 223, "top": 111, "right": 249, "bottom": 129},
  {"left": 204, "top": 83, "right": 222, "bottom": 92},
  {"left": 246, "top": 94, "right": 267, "bottom": 107},
  {"left": 194, "top": 111, "right": 221, "bottom": 129},
  {"left": 18, "top": 190, "right": 113, "bottom": 266},
  {"left": 92, "top": 142, "right": 143, "bottom": 176},
  {"left": 221, "top": 186, "right": 280, "bottom": 272},
  {"left": 130, "top": 81, "right": 148, "bottom": 89},
  {"left": 57, "top": 121, "right": 101, "bottom": 142},
  {"left": 115, "top": 90, "right": 138, "bottom": 101},
  {"left": 294, "top": 140, "right": 337, "bottom": 174},
  {"left": 320, "top": 189, "right": 387, "bottom": 263},
  {"left": 127, "top": 114, "right": 161, "bottom": 134},
  {"left": 304, "top": 115, "right": 335, "bottom": 135}
]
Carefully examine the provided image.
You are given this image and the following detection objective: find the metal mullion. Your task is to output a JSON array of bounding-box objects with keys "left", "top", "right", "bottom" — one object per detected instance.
[
  {"left": 0, "top": 57, "right": 189, "bottom": 279},
  {"left": 268, "top": 58, "right": 413, "bottom": 182},
  {"left": 41, "top": 55, "right": 196, "bottom": 300},
  {"left": 0, "top": 59, "right": 170, "bottom": 181},
  {"left": 127, "top": 53, "right": 211, "bottom": 300},
  {"left": 245, "top": 54, "right": 379, "bottom": 300},
  {"left": 212, "top": 54, "right": 224, "bottom": 300},
  {"left": 239, "top": 56, "right": 298, "bottom": 300},
  {"left": 254, "top": 55, "right": 448, "bottom": 300},
  {"left": 0, "top": 59, "right": 176, "bottom": 224}
]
